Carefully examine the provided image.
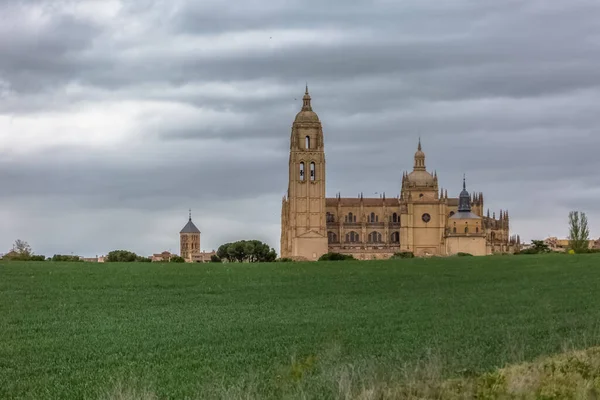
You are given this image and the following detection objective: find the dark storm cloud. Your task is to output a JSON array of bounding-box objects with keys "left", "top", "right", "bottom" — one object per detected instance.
[{"left": 1, "top": 0, "right": 599, "bottom": 257}]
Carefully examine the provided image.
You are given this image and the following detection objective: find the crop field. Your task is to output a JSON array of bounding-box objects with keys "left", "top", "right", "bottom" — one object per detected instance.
[{"left": 1, "top": 254, "right": 600, "bottom": 399}]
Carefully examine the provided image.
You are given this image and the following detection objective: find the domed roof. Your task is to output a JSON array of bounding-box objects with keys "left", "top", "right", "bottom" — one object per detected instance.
[
  {"left": 295, "top": 110, "right": 320, "bottom": 122},
  {"left": 294, "top": 85, "right": 320, "bottom": 123},
  {"left": 406, "top": 169, "right": 435, "bottom": 186}
]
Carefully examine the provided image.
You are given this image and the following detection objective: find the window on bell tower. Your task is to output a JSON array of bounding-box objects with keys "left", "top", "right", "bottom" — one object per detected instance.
[
  {"left": 305, "top": 136, "right": 310, "bottom": 149},
  {"left": 310, "top": 162, "right": 315, "bottom": 181},
  {"left": 299, "top": 162, "right": 305, "bottom": 180}
]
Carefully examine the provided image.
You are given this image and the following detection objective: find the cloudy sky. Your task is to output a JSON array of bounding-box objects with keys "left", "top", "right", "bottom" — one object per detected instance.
[{"left": 1, "top": 0, "right": 599, "bottom": 257}]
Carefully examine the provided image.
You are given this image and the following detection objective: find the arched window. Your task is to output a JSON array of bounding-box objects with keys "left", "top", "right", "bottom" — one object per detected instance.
[
  {"left": 491, "top": 231, "right": 496, "bottom": 241},
  {"left": 328, "top": 231, "right": 338, "bottom": 243},
  {"left": 449, "top": 211, "right": 455, "bottom": 217},
  {"left": 326, "top": 212, "right": 335, "bottom": 223},
  {"left": 370, "top": 212, "right": 376, "bottom": 223},
  {"left": 391, "top": 232, "right": 400, "bottom": 243},
  {"left": 368, "top": 231, "right": 382, "bottom": 243},
  {"left": 453, "top": 227, "right": 457, "bottom": 233},
  {"left": 348, "top": 212, "right": 353, "bottom": 223},
  {"left": 345, "top": 231, "right": 360, "bottom": 243},
  {"left": 299, "top": 162, "right": 305, "bottom": 181},
  {"left": 310, "top": 162, "right": 315, "bottom": 181},
  {"left": 305, "top": 136, "right": 310, "bottom": 149},
  {"left": 419, "top": 193, "right": 424, "bottom": 198},
  {"left": 476, "top": 227, "right": 479, "bottom": 233},
  {"left": 392, "top": 212, "right": 398, "bottom": 223},
  {"left": 465, "top": 227, "right": 469, "bottom": 233}
]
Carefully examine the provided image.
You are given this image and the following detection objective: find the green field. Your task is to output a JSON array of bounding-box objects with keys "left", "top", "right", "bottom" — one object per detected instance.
[{"left": 1, "top": 254, "right": 600, "bottom": 399}]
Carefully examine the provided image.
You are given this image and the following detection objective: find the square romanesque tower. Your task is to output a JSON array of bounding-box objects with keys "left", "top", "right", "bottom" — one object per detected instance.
[{"left": 180, "top": 210, "right": 201, "bottom": 261}]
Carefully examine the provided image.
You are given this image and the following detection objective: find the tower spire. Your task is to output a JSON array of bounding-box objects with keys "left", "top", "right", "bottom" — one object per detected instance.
[
  {"left": 301, "top": 85, "right": 312, "bottom": 111},
  {"left": 413, "top": 139, "right": 426, "bottom": 171},
  {"left": 189, "top": 209, "right": 192, "bottom": 221},
  {"left": 458, "top": 175, "right": 471, "bottom": 212}
]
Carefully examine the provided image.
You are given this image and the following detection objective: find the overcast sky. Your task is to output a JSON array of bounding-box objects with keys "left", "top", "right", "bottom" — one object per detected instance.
[{"left": 1, "top": 0, "right": 599, "bottom": 257}]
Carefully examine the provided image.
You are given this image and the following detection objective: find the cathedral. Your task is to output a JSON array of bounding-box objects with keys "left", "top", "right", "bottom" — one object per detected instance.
[{"left": 280, "top": 87, "right": 520, "bottom": 261}]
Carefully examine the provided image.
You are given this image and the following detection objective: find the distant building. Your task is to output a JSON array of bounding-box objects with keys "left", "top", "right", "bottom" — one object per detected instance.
[
  {"left": 544, "top": 237, "right": 596, "bottom": 252},
  {"left": 179, "top": 211, "right": 216, "bottom": 263},
  {"left": 151, "top": 251, "right": 175, "bottom": 262}
]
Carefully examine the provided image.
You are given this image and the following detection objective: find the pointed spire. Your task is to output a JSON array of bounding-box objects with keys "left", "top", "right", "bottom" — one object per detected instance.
[
  {"left": 418, "top": 137, "right": 422, "bottom": 151},
  {"left": 463, "top": 174, "right": 466, "bottom": 190},
  {"left": 487, "top": 209, "right": 490, "bottom": 218},
  {"left": 189, "top": 208, "right": 192, "bottom": 221},
  {"left": 383, "top": 192, "right": 386, "bottom": 200},
  {"left": 360, "top": 192, "right": 363, "bottom": 200}
]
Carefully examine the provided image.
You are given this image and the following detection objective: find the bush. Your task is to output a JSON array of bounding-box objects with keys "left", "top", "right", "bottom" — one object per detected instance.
[
  {"left": 457, "top": 252, "right": 473, "bottom": 257},
  {"left": 106, "top": 250, "right": 139, "bottom": 262},
  {"left": 170, "top": 256, "right": 185, "bottom": 263},
  {"left": 51, "top": 255, "right": 83, "bottom": 262},
  {"left": 318, "top": 252, "right": 355, "bottom": 261},
  {"left": 391, "top": 251, "right": 414, "bottom": 259},
  {"left": 277, "top": 258, "right": 294, "bottom": 262},
  {"left": 210, "top": 255, "right": 221, "bottom": 263}
]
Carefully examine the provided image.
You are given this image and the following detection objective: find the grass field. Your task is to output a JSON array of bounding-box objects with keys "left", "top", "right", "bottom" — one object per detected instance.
[{"left": 1, "top": 254, "right": 600, "bottom": 399}]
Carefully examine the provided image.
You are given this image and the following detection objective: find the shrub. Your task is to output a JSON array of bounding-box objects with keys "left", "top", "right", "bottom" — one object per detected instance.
[
  {"left": 277, "top": 257, "right": 294, "bottom": 262},
  {"left": 210, "top": 255, "right": 221, "bottom": 263},
  {"left": 51, "top": 255, "right": 83, "bottom": 262},
  {"left": 318, "top": 252, "right": 355, "bottom": 261},
  {"left": 170, "top": 256, "right": 185, "bottom": 263},
  {"left": 457, "top": 252, "right": 473, "bottom": 257},
  {"left": 391, "top": 251, "right": 414, "bottom": 259}
]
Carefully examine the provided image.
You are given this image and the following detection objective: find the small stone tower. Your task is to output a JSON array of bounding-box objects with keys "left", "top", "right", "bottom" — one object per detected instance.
[
  {"left": 180, "top": 210, "right": 200, "bottom": 262},
  {"left": 280, "top": 86, "right": 328, "bottom": 261}
]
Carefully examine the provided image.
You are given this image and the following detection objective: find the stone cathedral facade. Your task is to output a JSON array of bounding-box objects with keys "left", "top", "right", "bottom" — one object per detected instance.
[{"left": 280, "top": 88, "right": 520, "bottom": 261}]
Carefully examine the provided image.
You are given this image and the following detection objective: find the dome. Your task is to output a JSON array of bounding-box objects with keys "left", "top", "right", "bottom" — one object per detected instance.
[
  {"left": 294, "top": 85, "right": 320, "bottom": 123},
  {"left": 294, "top": 110, "right": 320, "bottom": 122},
  {"left": 406, "top": 169, "right": 435, "bottom": 187}
]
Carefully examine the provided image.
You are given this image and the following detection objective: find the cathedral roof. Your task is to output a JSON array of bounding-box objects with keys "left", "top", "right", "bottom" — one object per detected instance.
[
  {"left": 180, "top": 211, "right": 200, "bottom": 234},
  {"left": 406, "top": 170, "right": 435, "bottom": 186},
  {"left": 325, "top": 197, "right": 399, "bottom": 207},
  {"left": 294, "top": 85, "right": 320, "bottom": 123}
]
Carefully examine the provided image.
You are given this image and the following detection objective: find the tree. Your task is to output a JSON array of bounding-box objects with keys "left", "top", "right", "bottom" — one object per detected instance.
[
  {"left": 170, "top": 256, "right": 185, "bottom": 263},
  {"left": 2, "top": 240, "right": 45, "bottom": 261},
  {"left": 216, "top": 240, "right": 277, "bottom": 263},
  {"left": 12, "top": 239, "right": 32, "bottom": 257},
  {"left": 568, "top": 211, "right": 590, "bottom": 253},
  {"left": 210, "top": 254, "right": 221, "bottom": 263},
  {"left": 106, "top": 250, "right": 139, "bottom": 262}
]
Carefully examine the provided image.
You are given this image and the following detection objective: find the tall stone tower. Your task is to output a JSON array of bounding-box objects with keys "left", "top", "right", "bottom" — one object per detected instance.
[
  {"left": 180, "top": 210, "right": 200, "bottom": 261},
  {"left": 280, "top": 86, "right": 328, "bottom": 261}
]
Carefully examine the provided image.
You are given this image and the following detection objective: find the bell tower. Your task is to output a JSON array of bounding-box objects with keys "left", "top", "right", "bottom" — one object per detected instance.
[{"left": 280, "top": 86, "right": 328, "bottom": 261}]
